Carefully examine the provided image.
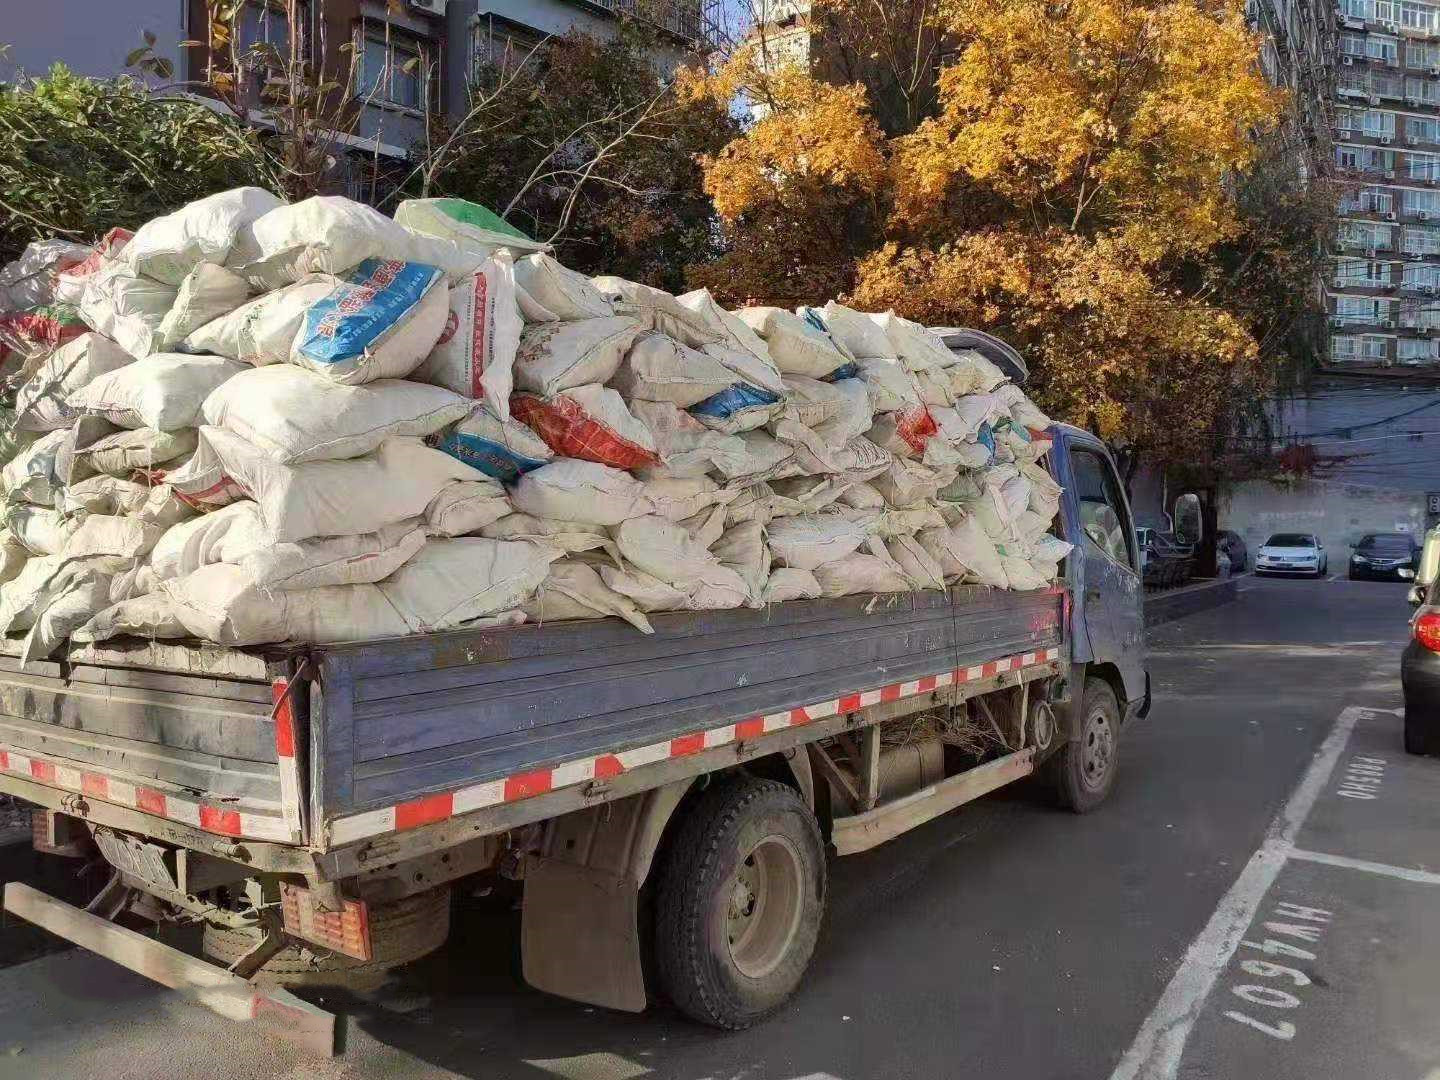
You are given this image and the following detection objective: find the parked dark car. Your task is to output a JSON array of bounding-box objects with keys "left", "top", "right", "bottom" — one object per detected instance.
[
  {"left": 1217, "top": 529, "right": 1247, "bottom": 573},
  {"left": 1349, "top": 532, "right": 1420, "bottom": 581}
]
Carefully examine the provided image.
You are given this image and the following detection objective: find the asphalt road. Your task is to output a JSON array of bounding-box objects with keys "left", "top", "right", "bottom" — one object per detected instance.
[{"left": 0, "top": 574, "right": 1434, "bottom": 1080}]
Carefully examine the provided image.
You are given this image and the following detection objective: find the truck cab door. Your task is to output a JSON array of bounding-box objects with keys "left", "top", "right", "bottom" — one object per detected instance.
[{"left": 1061, "top": 441, "right": 1147, "bottom": 705}]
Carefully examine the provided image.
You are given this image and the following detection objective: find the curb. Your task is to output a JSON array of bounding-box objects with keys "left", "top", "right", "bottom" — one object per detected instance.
[{"left": 1143, "top": 576, "right": 1239, "bottom": 628}]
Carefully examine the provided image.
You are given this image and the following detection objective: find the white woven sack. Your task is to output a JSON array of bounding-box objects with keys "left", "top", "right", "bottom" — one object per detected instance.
[
  {"left": 235, "top": 521, "right": 428, "bottom": 591},
  {"left": 871, "top": 458, "right": 955, "bottom": 509},
  {"left": 767, "top": 514, "right": 872, "bottom": 571},
  {"left": 76, "top": 426, "right": 196, "bottom": 479},
  {"left": 167, "top": 428, "right": 483, "bottom": 542},
  {"left": 480, "top": 513, "right": 619, "bottom": 561},
  {"left": 62, "top": 515, "right": 164, "bottom": 561},
  {"left": 759, "top": 567, "right": 820, "bottom": 604},
  {"left": 821, "top": 302, "right": 892, "bottom": 360},
  {"left": 393, "top": 198, "right": 550, "bottom": 257},
  {"left": 598, "top": 566, "right": 688, "bottom": 612},
  {"left": 23, "top": 570, "right": 117, "bottom": 661},
  {"left": 614, "top": 514, "right": 749, "bottom": 601},
  {"left": 6, "top": 506, "right": 79, "bottom": 555},
  {"left": 591, "top": 277, "right": 718, "bottom": 348},
  {"left": 430, "top": 404, "right": 554, "bottom": 482},
  {"left": 0, "top": 531, "right": 29, "bottom": 585},
  {"left": 203, "top": 365, "right": 470, "bottom": 463},
  {"left": 378, "top": 538, "right": 560, "bottom": 632},
  {"left": 423, "top": 479, "right": 511, "bottom": 537},
  {"left": 53, "top": 229, "right": 129, "bottom": 306},
  {"left": 918, "top": 517, "right": 1007, "bottom": 586},
  {"left": 770, "top": 475, "right": 855, "bottom": 514},
  {"left": 512, "top": 316, "right": 639, "bottom": 396},
  {"left": 411, "top": 252, "right": 524, "bottom": 420},
  {"left": 610, "top": 332, "right": 737, "bottom": 408},
  {"left": 676, "top": 290, "right": 776, "bottom": 363},
  {"left": 710, "top": 519, "right": 768, "bottom": 607},
  {"left": 887, "top": 535, "right": 947, "bottom": 591},
  {"left": 514, "top": 255, "right": 613, "bottom": 320},
  {"left": 77, "top": 262, "right": 177, "bottom": 358},
  {"left": 155, "top": 263, "right": 252, "bottom": 350},
  {"left": 74, "top": 594, "right": 187, "bottom": 643},
  {"left": 16, "top": 333, "right": 135, "bottom": 432},
  {"left": 522, "top": 560, "right": 654, "bottom": 633},
  {"left": 948, "top": 348, "right": 1009, "bottom": 393},
  {"left": 70, "top": 352, "right": 245, "bottom": 431},
  {"left": 183, "top": 275, "right": 333, "bottom": 365},
  {"left": 159, "top": 563, "right": 411, "bottom": 645},
  {"left": 814, "top": 553, "right": 911, "bottom": 598},
  {"left": 642, "top": 476, "right": 737, "bottom": 522},
  {"left": 508, "top": 459, "right": 653, "bottom": 526},
  {"left": 225, "top": 196, "right": 413, "bottom": 290},
  {"left": 994, "top": 383, "right": 1053, "bottom": 429},
  {"left": 629, "top": 400, "right": 749, "bottom": 480},
  {"left": 149, "top": 501, "right": 267, "bottom": 582},
  {"left": 287, "top": 260, "right": 450, "bottom": 384},
  {"left": 734, "top": 307, "right": 850, "bottom": 379},
  {"left": 0, "top": 240, "right": 92, "bottom": 309},
  {"left": 124, "top": 188, "right": 284, "bottom": 286},
  {"left": 2, "top": 427, "right": 74, "bottom": 505},
  {"left": 856, "top": 356, "right": 922, "bottom": 414},
  {"left": 870, "top": 313, "right": 954, "bottom": 373}
]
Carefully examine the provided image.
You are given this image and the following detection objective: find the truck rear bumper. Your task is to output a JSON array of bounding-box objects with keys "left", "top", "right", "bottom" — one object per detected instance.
[{"left": 3, "top": 882, "right": 337, "bottom": 1056}]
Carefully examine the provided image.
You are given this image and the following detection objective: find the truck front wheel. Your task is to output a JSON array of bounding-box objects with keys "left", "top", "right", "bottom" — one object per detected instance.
[
  {"left": 1048, "top": 678, "right": 1121, "bottom": 813},
  {"left": 653, "top": 776, "right": 826, "bottom": 1029}
]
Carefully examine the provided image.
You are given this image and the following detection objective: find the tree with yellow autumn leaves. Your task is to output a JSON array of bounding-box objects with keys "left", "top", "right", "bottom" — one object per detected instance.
[{"left": 684, "top": 0, "right": 1313, "bottom": 477}]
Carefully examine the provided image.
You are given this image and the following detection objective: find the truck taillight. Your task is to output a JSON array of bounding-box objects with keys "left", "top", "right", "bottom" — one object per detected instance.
[
  {"left": 280, "top": 884, "right": 371, "bottom": 961},
  {"left": 1416, "top": 612, "right": 1440, "bottom": 653}
]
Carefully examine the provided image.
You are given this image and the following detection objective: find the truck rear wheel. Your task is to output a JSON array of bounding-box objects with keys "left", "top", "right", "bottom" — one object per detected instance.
[
  {"left": 653, "top": 776, "right": 825, "bottom": 1029},
  {"left": 202, "top": 885, "right": 451, "bottom": 989},
  {"left": 1049, "top": 678, "right": 1121, "bottom": 813}
]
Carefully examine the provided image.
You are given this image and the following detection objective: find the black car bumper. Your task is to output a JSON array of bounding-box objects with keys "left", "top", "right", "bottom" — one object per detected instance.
[
  {"left": 1402, "top": 640, "right": 1440, "bottom": 716},
  {"left": 1350, "top": 563, "right": 1415, "bottom": 581}
]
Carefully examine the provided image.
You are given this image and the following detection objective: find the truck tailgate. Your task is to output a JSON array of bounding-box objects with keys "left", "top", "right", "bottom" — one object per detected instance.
[
  {"left": 314, "top": 585, "right": 1063, "bottom": 841},
  {"left": 0, "top": 638, "right": 302, "bottom": 843}
]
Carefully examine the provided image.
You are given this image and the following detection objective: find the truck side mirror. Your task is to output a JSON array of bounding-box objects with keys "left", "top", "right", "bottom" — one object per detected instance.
[
  {"left": 1173, "top": 493, "right": 1202, "bottom": 546},
  {"left": 1419, "top": 527, "right": 1440, "bottom": 588},
  {"left": 1409, "top": 584, "right": 1426, "bottom": 607}
]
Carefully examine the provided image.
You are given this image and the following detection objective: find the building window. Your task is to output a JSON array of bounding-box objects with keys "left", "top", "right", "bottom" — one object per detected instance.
[
  {"left": 1342, "top": 32, "right": 1367, "bottom": 57},
  {"left": 237, "top": 1, "right": 307, "bottom": 97},
  {"left": 1368, "top": 35, "right": 1400, "bottom": 64},
  {"left": 1401, "top": 298, "right": 1440, "bottom": 327},
  {"left": 471, "top": 18, "right": 546, "bottom": 79},
  {"left": 1408, "top": 116, "right": 1440, "bottom": 144},
  {"left": 1404, "top": 188, "right": 1440, "bottom": 214},
  {"left": 1336, "top": 295, "right": 1394, "bottom": 324},
  {"left": 1404, "top": 223, "right": 1440, "bottom": 253},
  {"left": 1405, "top": 150, "right": 1437, "bottom": 179},
  {"left": 1405, "top": 76, "right": 1440, "bottom": 103},
  {"left": 1407, "top": 40, "right": 1440, "bottom": 68},
  {"left": 1404, "top": 262, "right": 1440, "bottom": 288},
  {"left": 357, "top": 31, "right": 425, "bottom": 111},
  {"left": 1399, "top": 1, "right": 1439, "bottom": 32},
  {"left": 1398, "top": 337, "right": 1437, "bottom": 361}
]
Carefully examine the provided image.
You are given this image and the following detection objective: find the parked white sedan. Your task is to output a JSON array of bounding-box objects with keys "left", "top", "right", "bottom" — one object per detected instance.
[{"left": 1254, "top": 533, "right": 1328, "bottom": 578}]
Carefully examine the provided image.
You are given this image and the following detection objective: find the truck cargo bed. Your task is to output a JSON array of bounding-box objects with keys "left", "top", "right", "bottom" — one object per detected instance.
[{"left": 0, "top": 586, "right": 1063, "bottom": 852}]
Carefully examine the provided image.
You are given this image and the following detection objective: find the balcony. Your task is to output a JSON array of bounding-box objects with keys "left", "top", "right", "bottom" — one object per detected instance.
[{"left": 574, "top": 0, "right": 711, "bottom": 46}]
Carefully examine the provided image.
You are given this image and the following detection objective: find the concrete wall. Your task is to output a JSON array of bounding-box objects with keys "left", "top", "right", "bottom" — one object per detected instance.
[
  {"left": 1274, "top": 379, "right": 1440, "bottom": 494},
  {"left": 1219, "top": 478, "right": 1428, "bottom": 562},
  {"left": 0, "top": 0, "right": 186, "bottom": 83}
]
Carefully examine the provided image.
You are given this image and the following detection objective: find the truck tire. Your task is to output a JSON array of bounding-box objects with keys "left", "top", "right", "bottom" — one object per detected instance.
[
  {"left": 202, "top": 885, "right": 451, "bottom": 988},
  {"left": 652, "top": 777, "right": 826, "bottom": 1030},
  {"left": 1048, "top": 678, "right": 1121, "bottom": 814},
  {"left": 1404, "top": 706, "right": 1434, "bottom": 756}
]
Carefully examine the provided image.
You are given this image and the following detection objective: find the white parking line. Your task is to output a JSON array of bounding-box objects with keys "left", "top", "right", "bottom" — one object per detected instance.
[
  {"left": 1108, "top": 705, "right": 1364, "bottom": 1080},
  {"left": 1288, "top": 848, "right": 1440, "bottom": 885}
]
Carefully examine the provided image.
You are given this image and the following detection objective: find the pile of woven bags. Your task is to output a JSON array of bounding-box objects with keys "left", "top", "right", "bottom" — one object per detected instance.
[{"left": 0, "top": 188, "right": 1070, "bottom": 658}]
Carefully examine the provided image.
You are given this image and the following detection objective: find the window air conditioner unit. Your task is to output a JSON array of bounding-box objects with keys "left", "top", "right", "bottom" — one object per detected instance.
[
  {"left": 1383, "top": 135, "right": 1394, "bottom": 144},
  {"left": 1422, "top": 210, "right": 1432, "bottom": 219},
  {"left": 406, "top": 0, "right": 446, "bottom": 13},
  {"left": 1344, "top": 55, "right": 1356, "bottom": 65},
  {"left": 1387, "top": 168, "right": 1398, "bottom": 178},
  {"left": 1387, "top": 210, "right": 1400, "bottom": 219},
  {"left": 1384, "top": 318, "right": 1398, "bottom": 328},
  {"left": 1368, "top": 246, "right": 1381, "bottom": 256},
  {"left": 1432, "top": 65, "right": 1440, "bottom": 75},
  {"left": 1408, "top": 96, "right": 1422, "bottom": 105},
  {"left": 1408, "top": 135, "right": 1421, "bottom": 144}
]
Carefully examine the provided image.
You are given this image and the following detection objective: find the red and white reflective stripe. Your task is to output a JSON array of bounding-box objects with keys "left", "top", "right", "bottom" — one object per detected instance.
[
  {"left": 272, "top": 679, "right": 306, "bottom": 842},
  {"left": 329, "top": 645, "right": 1063, "bottom": 846},
  {"left": 0, "top": 746, "right": 292, "bottom": 843}
]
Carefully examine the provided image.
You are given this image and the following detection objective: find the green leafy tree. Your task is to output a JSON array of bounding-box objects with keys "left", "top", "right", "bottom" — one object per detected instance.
[{"left": 0, "top": 64, "right": 280, "bottom": 263}]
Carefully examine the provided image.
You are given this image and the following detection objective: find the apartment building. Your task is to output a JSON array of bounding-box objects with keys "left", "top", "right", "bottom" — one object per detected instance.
[
  {"left": 3, "top": 1, "right": 712, "bottom": 198},
  {"left": 1329, "top": 0, "right": 1440, "bottom": 369}
]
